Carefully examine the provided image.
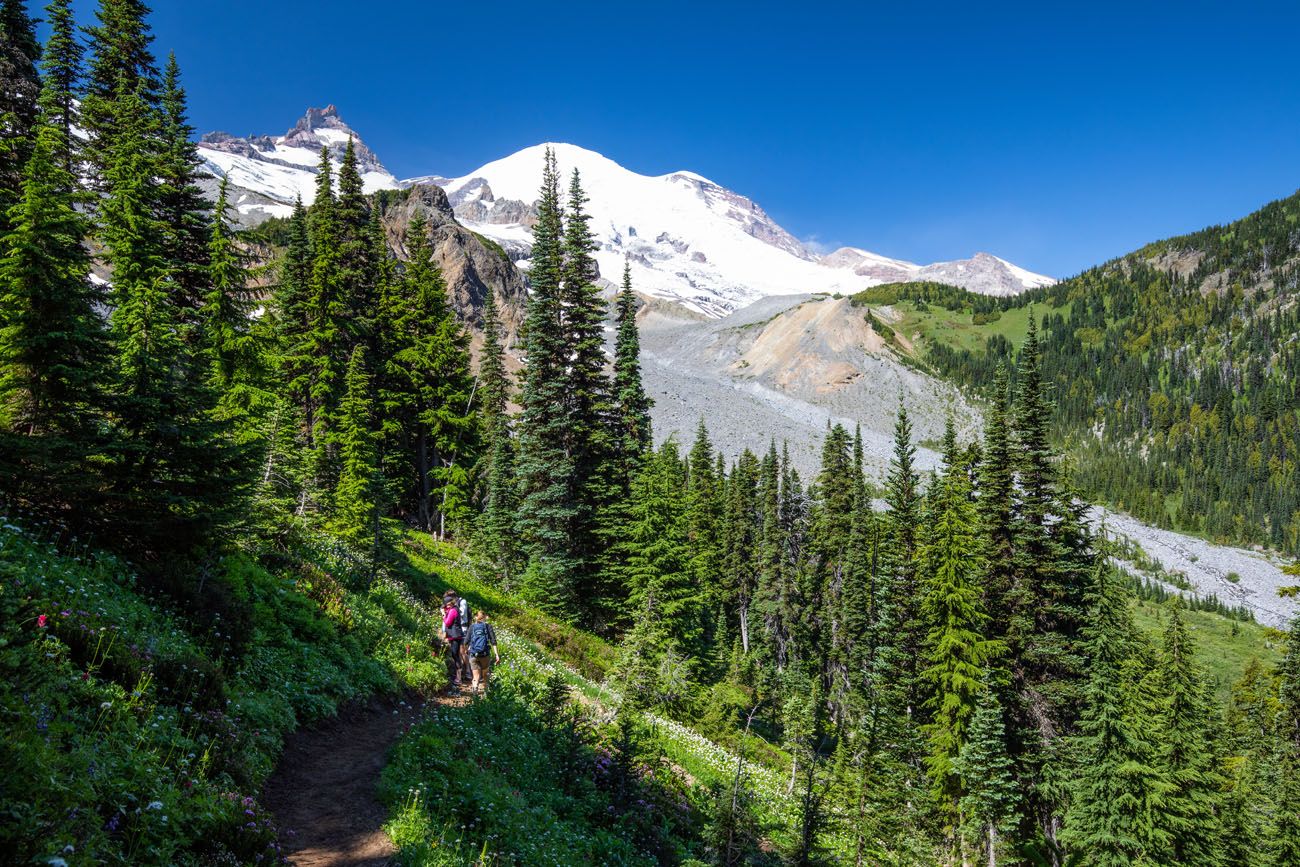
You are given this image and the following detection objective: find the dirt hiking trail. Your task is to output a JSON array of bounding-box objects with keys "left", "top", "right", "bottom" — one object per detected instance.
[{"left": 262, "top": 690, "right": 468, "bottom": 866}]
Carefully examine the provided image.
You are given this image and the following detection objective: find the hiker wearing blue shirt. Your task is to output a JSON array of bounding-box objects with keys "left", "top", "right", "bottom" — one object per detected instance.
[{"left": 466, "top": 611, "right": 499, "bottom": 693}]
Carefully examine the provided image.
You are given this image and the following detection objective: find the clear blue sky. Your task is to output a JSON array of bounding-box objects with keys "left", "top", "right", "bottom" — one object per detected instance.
[{"left": 64, "top": 0, "right": 1300, "bottom": 277}]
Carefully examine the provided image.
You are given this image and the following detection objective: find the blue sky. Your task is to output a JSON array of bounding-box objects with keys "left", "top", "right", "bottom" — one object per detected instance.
[{"left": 65, "top": 0, "right": 1300, "bottom": 277}]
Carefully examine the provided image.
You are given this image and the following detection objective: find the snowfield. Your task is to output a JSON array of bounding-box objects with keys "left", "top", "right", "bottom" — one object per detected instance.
[{"left": 428, "top": 142, "right": 1055, "bottom": 317}]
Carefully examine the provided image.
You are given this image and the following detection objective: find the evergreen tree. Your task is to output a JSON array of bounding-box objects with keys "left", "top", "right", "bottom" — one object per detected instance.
[
  {"left": 476, "top": 290, "right": 519, "bottom": 582},
  {"left": 560, "top": 167, "right": 614, "bottom": 612},
  {"left": 1151, "top": 599, "right": 1224, "bottom": 866},
  {"left": 879, "top": 402, "right": 926, "bottom": 753},
  {"left": 515, "top": 148, "right": 581, "bottom": 616},
  {"left": 306, "top": 147, "right": 346, "bottom": 494},
  {"left": 1007, "top": 317, "right": 1092, "bottom": 843},
  {"left": 978, "top": 364, "right": 1015, "bottom": 641},
  {"left": 1060, "top": 561, "right": 1168, "bottom": 865},
  {"left": 0, "top": 0, "right": 41, "bottom": 210},
  {"left": 202, "top": 176, "right": 254, "bottom": 392},
  {"left": 614, "top": 441, "right": 700, "bottom": 666},
  {"left": 333, "top": 345, "right": 380, "bottom": 547},
  {"left": 920, "top": 449, "right": 1000, "bottom": 835},
  {"left": 156, "top": 53, "right": 210, "bottom": 322},
  {"left": 36, "top": 0, "right": 81, "bottom": 180},
  {"left": 0, "top": 122, "right": 108, "bottom": 508},
  {"left": 98, "top": 79, "right": 246, "bottom": 555},
  {"left": 274, "top": 198, "right": 314, "bottom": 438},
  {"left": 686, "top": 420, "right": 724, "bottom": 616},
  {"left": 334, "top": 136, "right": 376, "bottom": 353},
  {"left": 722, "top": 449, "right": 761, "bottom": 656},
  {"left": 1277, "top": 616, "right": 1300, "bottom": 866},
  {"left": 612, "top": 259, "right": 652, "bottom": 482},
  {"left": 380, "top": 215, "right": 475, "bottom": 535},
  {"left": 810, "top": 423, "right": 855, "bottom": 704},
  {"left": 82, "top": 0, "right": 159, "bottom": 186},
  {"left": 956, "top": 685, "right": 1019, "bottom": 867}
]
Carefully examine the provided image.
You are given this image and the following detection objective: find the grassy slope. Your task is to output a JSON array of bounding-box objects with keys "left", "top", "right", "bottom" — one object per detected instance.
[
  {"left": 0, "top": 517, "right": 448, "bottom": 864},
  {"left": 879, "top": 299, "right": 1053, "bottom": 356},
  {"left": 1132, "top": 598, "right": 1286, "bottom": 704}
]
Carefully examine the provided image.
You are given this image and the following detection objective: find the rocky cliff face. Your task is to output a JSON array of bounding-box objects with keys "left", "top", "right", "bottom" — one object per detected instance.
[{"left": 379, "top": 184, "right": 528, "bottom": 345}]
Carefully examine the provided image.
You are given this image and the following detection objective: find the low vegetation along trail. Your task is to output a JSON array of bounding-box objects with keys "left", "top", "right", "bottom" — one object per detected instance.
[{"left": 263, "top": 690, "right": 466, "bottom": 866}]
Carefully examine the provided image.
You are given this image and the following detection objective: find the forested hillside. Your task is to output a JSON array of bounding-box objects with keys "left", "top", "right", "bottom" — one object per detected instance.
[
  {"left": 871, "top": 190, "right": 1300, "bottom": 555},
  {"left": 1, "top": 1, "right": 1299, "bottom": 865}
]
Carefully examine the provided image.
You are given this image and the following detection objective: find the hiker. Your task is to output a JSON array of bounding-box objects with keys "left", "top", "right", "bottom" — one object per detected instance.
[
  {"left": 466, "top": 610, "right": 499, "bottom": 693},
  {"left": 456, "top": 592, "right": 472, "bottom": 682},
  {"left": 443, "top": 590, "right": 472, "bottom": 684},
  {"left": 442, "top": 593, "right": 464, "bottom": 687}
]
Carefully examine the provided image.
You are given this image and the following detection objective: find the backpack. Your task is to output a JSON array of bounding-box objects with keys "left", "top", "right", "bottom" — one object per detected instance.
[
  {"left": 458, "top": 597, "right": 470, "bottom": 630},
  {"left": 468, "top": 622, "right": 493, "bottom": 658}
]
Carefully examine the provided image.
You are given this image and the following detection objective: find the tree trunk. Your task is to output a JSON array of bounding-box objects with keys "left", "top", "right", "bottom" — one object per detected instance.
[
  {"left": 416, "top": 428, "right": 431, "bottom": 533},
  {"left": 739, "top": 598, "right": 751, "bottom": 654}
]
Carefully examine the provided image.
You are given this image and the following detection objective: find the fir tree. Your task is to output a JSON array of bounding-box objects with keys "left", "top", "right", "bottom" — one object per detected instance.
[
  {"left": 612, "top": 259, "right": 652, "bottom": 483},
  {"left": 334, "top": 136, "right": 376, "bottom": 352},
  {"left": 920, "top": 449, "right": 1000, "bottom": 833},
  {"left": 1151, "top": 599, "right": 1224, "bottom": 866},
  {"left": 560, "top": 167, "right": 614, "bottom": 613},
  {"left": 0, "top": 0, "right": 41, "bottom": 210},
  {"left": 36, "top": 0, "right": 81, "bottom": 180},
  {"left": 616, "top": 440, "right": 699, "bottom": 653},
  {"left": 956, "top": 685, "right": 1019, "bottom": 867},
  {"left": 82, "top": 0, "right": 159, "bottom": 186},
  {"left": 306, "top": 147, "right": 346, "bottom": 493},
  {"left": 1060, "top": 561, "right": 1168, "bottom": 865},
  {"left": 476, "top": 290, "right": 519, "bottom": 582},
  {"left": 202, "top": 176, "right": 254, "bottom": 392},
  {"left": 99, "top": 79, "right": 246, "bottom": 555},
  {"left": 978, "top": 364, "right": 1015, "bottom": 641},
  {"left": 1277, "top": 616, "right": 1300, "bottom": 866},
  {"left": 515, "top": 148, "right": 581, "bottom": 616},
  {"left": 0, "top": 122, "right": 108, "bottom": 508},
  {"left": 880, "top": 403, "right": 926, "bottom": 738},
  {"left": 156, "top": 53, "right": 210, "bottom": 322},
  {"left": 274, "top": 198, "right": 314, "bottom": 446},
  {"left": 381, "top": 215, "right": 475, "bottom": 535},
  {"left": 722, "top": 449, "right": 761, "bottom": 656},
  {"left": 333, "top": 345, "right": 380, "bottom": 547},
  {"left": 686, "top": 420, "right": 723, "bottom": 613}
]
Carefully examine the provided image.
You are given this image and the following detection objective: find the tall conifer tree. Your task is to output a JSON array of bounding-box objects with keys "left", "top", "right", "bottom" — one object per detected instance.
[
  {"left": 0, "top": 122, "right": 108, "bottom": 505},
  {"left": 37, "top": 0, "right": 81, "bottom": 179},
  {"left": 1060, "top": 561, "right": 1168, "bottom": 865},
  {"left": 612, "top": 260, "right": 652, "bottom": 482},
  {"left": 515, "top": 148, "right": 580, "bottom": 615}
]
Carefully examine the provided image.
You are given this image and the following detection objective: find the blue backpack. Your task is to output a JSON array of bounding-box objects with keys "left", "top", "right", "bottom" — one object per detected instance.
[{"left": 468, "top": 622, "right": 493, "bottom": 657}]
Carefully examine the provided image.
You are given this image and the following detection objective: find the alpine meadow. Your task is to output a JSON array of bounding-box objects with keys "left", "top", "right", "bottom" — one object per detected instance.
[{"left": 2, "top": 1, "right": 1300, "bottom": 866}]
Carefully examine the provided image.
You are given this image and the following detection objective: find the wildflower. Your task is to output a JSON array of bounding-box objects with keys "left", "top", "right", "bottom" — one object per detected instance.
[
  {"left": 36, "top": 614, "right": 47, "bottom": 628},
  {"left": 146, "top": 801, "right": 163, "bottom": 811}
]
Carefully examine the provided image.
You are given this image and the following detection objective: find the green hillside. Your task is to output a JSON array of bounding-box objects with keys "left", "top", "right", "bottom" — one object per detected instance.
[{"left": 855, "top": 190, "right": 1300, "bottom": 556}]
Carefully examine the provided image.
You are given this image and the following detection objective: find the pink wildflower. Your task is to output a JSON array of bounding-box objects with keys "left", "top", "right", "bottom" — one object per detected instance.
[{"left": 36, "top": 614, "right": 47, "bottom": 628}]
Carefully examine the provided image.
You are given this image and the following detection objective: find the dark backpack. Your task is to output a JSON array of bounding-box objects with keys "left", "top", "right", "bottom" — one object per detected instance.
[{"left": 468, "top": 622, "right": 493, "bottom": 657}]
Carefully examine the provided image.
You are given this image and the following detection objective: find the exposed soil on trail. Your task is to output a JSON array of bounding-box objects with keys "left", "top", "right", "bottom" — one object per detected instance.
[{"left": 263, "top": 691, "right": 467, "bottom": 867}]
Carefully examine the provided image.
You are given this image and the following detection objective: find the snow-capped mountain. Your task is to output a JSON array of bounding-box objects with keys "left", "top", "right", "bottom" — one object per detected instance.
[
  {"left": 195, "top": 106, "right": 1054, "bottom": 314},
  {"left": 425, "top": 143, "right": 1054, "bottom": 315},
  {"left": 197, "top": 105, "right": 398, "bottom": 222},
  {"left": 821, "top": 248, "right": 1055, "bottom": 298}
]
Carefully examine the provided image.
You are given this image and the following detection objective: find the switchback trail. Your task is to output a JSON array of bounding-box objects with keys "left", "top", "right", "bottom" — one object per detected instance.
[{"left": 263, "top": 691, "right": 466, "bottom": 866}]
